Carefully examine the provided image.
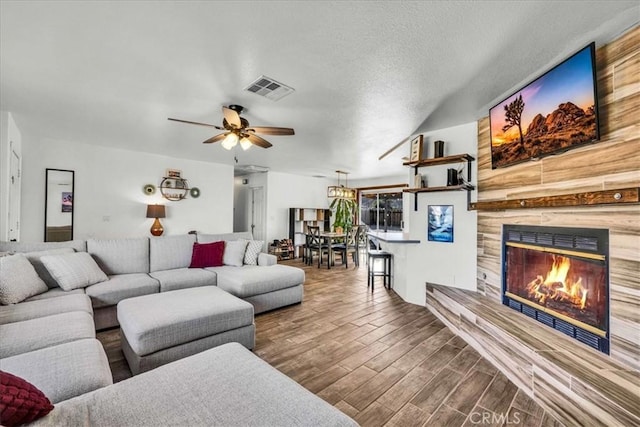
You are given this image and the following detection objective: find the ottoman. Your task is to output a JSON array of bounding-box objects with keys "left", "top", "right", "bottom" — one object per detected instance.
[{"left": 117, "top": 287, "right": 255, "bottom": 374}]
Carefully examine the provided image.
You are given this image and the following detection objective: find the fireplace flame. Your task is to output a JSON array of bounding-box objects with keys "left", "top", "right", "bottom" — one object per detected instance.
[{"left": 527, "top": 255, "right": 588, "bottom": 310}]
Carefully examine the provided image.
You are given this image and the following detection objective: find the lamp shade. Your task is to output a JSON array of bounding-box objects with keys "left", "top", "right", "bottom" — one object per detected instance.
[{"left": 146, "top": 204, "right": 166, "bottom": 219}]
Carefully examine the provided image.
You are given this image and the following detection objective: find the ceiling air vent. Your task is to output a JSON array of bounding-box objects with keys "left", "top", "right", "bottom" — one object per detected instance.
[{"left": 244, "top": 75, "right": 295, "bottom": 101}]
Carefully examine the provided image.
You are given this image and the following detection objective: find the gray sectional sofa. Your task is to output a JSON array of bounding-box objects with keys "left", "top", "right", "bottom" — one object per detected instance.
[{"left": 0, "top": 232, "right": 354, "bottom": 426}]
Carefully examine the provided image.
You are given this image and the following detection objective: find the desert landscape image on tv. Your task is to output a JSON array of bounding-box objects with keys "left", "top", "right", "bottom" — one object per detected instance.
[{"left": 490, "top": 44, "right": 598, "bottom": 169}]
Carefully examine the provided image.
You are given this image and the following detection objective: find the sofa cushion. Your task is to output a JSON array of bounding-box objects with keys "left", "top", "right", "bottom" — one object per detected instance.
[
  {"left": 85, "top": 274, "right": 159, "bottom": 309},
  {"left": 149, "top": 234, "right": 196, "bottom": 272},
  {"left": 189, "top": 241, "right": 224, "bottom": 268},
  {"left": 40, "top": 252, "right": 108, "bottom": 291},
  {"left": 0, "top": 254, "right": 48, "bottom": 305},
  {"left": 25, "top": 288, "right": 85, "bottom": 302},
  {"left": 207, "top": 264, "right": 305, "bottom": 298},
  {"left": 149, "top": 268, "right": 217, "bottom": 293},
  {"left": 242, "top": 240, "right": 264, "bottom": 266},
  {"left": 0, "top": 311, "right": 95, "bottom": 359},
  {"left": 0, "top": 370, "right": 54, "bottom": 426},
  {"left": 24, "top": 248, "right": 75, "bottom": 289},
  {"left": 87, "top": 238, "right": 149, "bottom": 275},
  {"left": 0, "top": 339, "right": 112, "bottom": 404},
  {"left": 0, "top": 294, "right": 93, "bottom": 325},
  {"left": 32, "top": 343, "right": 357, "bottom": 427},
  {"left": 223, "top": 240, "right": 248, "bottom": 267},
  {"left": 0, "top": 240, "right": 86, "bottom": 254},
  {"left": 196, "top": 231, "right": 252, "bottom": 243}
]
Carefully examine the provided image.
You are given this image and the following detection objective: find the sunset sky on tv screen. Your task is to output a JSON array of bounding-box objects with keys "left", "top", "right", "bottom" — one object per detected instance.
[{"left": 490, "top": 46, "right": 595, "bottom": 146}]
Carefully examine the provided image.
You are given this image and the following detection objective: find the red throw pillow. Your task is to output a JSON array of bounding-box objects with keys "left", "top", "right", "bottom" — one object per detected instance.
[
  {"left": 0, "top": 371, "right": 54, "bottom": 426},
  {"left": 189, "top": 241, "right": 225, "bottom": 268}
]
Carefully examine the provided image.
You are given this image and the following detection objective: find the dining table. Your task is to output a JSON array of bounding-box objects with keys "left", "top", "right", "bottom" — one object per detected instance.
[{"left": 306, "top": 231, "right": 346, "bottom": 269}]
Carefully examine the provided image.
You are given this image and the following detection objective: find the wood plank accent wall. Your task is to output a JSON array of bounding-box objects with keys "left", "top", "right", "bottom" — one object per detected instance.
[{"left": 475, "top": 24, "right": 639, "bottom": 372}]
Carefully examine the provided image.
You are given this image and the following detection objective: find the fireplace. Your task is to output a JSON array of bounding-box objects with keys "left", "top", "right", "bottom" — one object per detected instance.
[{"left": 502, "top": 225, "right": 609, "bottom": 353}]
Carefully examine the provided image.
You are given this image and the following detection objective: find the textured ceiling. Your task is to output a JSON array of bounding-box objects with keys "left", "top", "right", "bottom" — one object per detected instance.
[{"left": 1, "top": 1, "right": 638, "bottom": 179}]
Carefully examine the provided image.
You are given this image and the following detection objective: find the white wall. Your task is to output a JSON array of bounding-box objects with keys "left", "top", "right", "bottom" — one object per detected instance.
[
  {"left": 350, "top": 174, "right": 408, "bottom": 189},
  {"left": 265, "top": 172, "right": 329, "bottom": 245},
  {"left": 395, "top": 121, "right": 478, "bottom": 305},
  {"left": 20, "top": 138, "right": 233, "bottom": 241}
]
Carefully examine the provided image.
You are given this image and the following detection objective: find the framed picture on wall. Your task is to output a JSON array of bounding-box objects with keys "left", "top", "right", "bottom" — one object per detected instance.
[
  {"left": 409, "top": 135, "right": 423, "bottom": 162},
  {"left": 61, "top": 192, "right": 73, "bottom": 213},
  {"left": 428, "top": 205, "right": 453, "bottom": 243}
]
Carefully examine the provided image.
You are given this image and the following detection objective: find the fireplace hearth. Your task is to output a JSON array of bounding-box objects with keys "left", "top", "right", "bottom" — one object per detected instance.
[{"left": 502, "top": 225, "right": 609, "bottom": 353}]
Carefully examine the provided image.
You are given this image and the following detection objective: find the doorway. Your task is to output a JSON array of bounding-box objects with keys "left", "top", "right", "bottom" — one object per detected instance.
[
  {"left": 7, "top": 142, "right": 21, "bottom": 241},
  {"left": 251, "top": 186, "right": 265, "bottom": 245}
]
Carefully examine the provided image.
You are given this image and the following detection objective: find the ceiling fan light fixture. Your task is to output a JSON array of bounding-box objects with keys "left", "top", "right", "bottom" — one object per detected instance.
[
  {"left": 239, "top": 137, "right": 252, "bottom": 151},
  {"left": 221, "top": 133, "right": 239, "bottom": 150}
]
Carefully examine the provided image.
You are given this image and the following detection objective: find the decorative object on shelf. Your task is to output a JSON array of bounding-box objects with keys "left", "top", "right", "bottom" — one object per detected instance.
[
  {"left": 447, "top": 168, "right": 459, "bottom": 186},
  {"left": 414, "top": 173, "right": 423, "bottom": 188},
  {"left": 167, "top": 169, "right": 182, "bottom": 179},
  {"left": 410, "top": 135, "right": 423, "bottom": 162},
  {"left": 327, "top": 170, "right": 356, "bottom": 200},
  {"left": 434, "top": 140, "right": 445, "bottom": 158},
  {"left": 143, "top": 184, "right": 156, "bottom": 195},
  {"left": 190, "top": 187, "right": 201, "bottom": 198},
  {"left": 168, "top": 104, "right": 295, "bottom": 151},
  {"left": 428, "top": 205, "right": 454, "bottom": 243},
  {"left": 146, "top": 204, "right": 166, "bottom": 237}
]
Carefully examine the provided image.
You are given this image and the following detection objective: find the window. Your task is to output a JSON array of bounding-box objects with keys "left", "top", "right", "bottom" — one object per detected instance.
[{"left": 360, "top": 192, "right": 403, "bottom": 231}]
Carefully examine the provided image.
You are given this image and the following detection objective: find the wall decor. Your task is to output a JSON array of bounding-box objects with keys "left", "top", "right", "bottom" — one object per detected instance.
[
  {"left": 143, "top": 184, "right": 156, "bottom": 195},
  {"left": 409, "top": 135, "right": 423, "bottom": 162},
  {"left": 45, "top": 169, "right": 74, "bottom": 242},
  {"left": 428, "top": 205, "right": 453, "bottom": 243}
]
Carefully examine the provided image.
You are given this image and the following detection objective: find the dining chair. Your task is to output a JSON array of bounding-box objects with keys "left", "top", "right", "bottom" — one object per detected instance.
[
  {"left": 306, "top": 226, "right": 324, "bottom": 266},
  {"left": 334, "top": 226, "right": 361, "bottom": 268}
]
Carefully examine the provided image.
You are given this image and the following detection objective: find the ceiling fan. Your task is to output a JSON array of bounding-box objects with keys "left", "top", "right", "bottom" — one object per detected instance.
[{"left": 168, "top": 105, "right": 294, "bottom": 150}]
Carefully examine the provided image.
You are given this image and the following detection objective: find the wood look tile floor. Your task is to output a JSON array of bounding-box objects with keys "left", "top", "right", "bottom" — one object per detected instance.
[{"left": 98, "top": 257, "right": 558, "bottom": 427}]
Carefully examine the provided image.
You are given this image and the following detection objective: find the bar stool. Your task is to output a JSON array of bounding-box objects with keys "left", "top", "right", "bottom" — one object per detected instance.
[{"left": 367, "top": 250, "right": 392, "bottom": 291}]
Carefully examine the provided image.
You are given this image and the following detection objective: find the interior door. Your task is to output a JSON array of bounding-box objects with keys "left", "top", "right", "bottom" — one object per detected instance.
[
  {"left": 251, "top": 186, "right": 265, "bottom": 246},
  {"left": 7, "top": 143, "right": 20, "bottom": 241}
]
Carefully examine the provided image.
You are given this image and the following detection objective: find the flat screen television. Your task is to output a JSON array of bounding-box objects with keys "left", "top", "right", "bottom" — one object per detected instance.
[{"left": 489, "top": 43, "right": 599, "bottom": 169}]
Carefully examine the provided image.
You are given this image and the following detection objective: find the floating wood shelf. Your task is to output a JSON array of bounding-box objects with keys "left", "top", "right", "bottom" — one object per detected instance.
[
  {"left": 469, "top": 187, "right": 640, "bottom": 211},
  {"left": 404, "top": 184, "right": 475, "bottom": 194},
  {"left": 403, "top": 153, "right": 475, "bottom": 167}
]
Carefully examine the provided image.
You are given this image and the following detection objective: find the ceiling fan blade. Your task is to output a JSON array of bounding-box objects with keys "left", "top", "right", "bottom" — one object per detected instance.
[
  {"left": 222, "top": 107, "right": 241, "bottom": 128},
  {"left": 378, "top": 136, "right": 411, "bottom": 160},
  {"left": 246, "top": 134, "right": 273, "bottom": 149},
  {"left": 247, "top": 126, "right": 295, "bottom": 136},
  {"left": 202, "top": 133, "right": 227, "bottom": 144},
  {"left": 168, "top": 118, "right": 223, "bottom": 130}
]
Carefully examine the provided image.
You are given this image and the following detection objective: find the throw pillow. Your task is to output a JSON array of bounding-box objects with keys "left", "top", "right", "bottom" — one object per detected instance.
[
  {"left": 0, "top": 254, "right": 48, "bottom": 305},
  {"left": 223, "top": 240, "right": 249, "bottom": 267},
  {"left": 189, "top": 241, "right": 225, "bottom": 268},
  {"left": 242, "top": 240, "right": 264, "bottom": 265},
  {"left": 0, "top": 371, "right": 54, "bottom": 426},
  {"left": 25, "top": 248, "right": 75, "bottom": 289},
  {"left": 40, "top": 252, "right": 108, "bottom": 291}
]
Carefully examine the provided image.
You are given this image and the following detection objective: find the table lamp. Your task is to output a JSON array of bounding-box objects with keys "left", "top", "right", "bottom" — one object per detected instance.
[{"left": 146, "top": 204, "right": 166, "bottom": 236}]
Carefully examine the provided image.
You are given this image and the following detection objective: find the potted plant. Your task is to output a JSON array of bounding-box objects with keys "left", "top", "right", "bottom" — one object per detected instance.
[{"left": 330, "top": 197, "right": 357, "bottom": 234}]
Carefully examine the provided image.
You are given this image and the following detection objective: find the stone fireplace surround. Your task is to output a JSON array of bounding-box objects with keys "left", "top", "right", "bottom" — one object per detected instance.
[{"left": 425, "top": 283, "right": 639, "bottom": 425}]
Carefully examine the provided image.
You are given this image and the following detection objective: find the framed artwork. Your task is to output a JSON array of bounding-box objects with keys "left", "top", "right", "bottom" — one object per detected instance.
[
  {"left": 409, "top": 135, "right": 423, "bottom": 162},
  {"left": 428, "top": 205, "right": 453, "bottom": 243},
  {"left": 61, "top": 192, "right": 73, "bottom": 212}
]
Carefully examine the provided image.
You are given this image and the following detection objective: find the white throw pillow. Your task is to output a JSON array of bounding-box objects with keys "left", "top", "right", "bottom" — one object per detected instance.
[
  {"left": 0, "top": 254, "right": 48, "bottom": 305},
  {"left": 40, "top": 252, "right": 108, "bottom": 291},
  {"left": 25, "top": 247, "right": 75, "bottom": 289},
  {"left": 242, "top": 240, "right": 264, "bottom": 265},
  {"left": 223, "top": 240, "right": 249, "bottom": 267}
]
